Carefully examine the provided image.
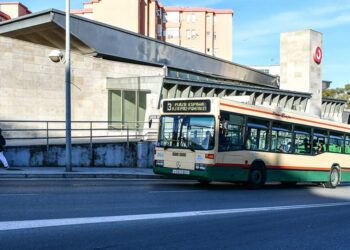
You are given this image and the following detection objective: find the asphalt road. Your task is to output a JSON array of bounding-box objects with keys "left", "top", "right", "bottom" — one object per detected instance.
[{"left": 0, "top": 179, "right": 350, "bottom": 250}]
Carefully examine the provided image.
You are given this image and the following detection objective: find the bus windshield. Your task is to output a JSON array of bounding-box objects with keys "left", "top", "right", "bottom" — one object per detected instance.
[{"left": 158, "top": 115, "right": 215, "bottom": 150}]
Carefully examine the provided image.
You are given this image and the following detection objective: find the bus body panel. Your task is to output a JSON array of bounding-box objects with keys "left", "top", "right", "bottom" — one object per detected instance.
[{"left": 154, "top": 97, "right": 350, "bottom": 186}]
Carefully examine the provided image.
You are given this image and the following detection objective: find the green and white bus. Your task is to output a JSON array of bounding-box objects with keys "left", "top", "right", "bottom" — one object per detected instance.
[{"left": 153, "top": 97, "right": 350, "bottom": 188}]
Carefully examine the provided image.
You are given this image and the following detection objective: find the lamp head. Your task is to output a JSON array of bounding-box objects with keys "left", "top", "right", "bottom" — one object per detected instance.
[{"left": 49, "top": 49, "right": 64, "bottom": 63}]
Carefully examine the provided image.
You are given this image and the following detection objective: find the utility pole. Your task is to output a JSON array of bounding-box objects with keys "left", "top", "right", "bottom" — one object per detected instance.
[{"left": 65, "top": 0, "right": 72, "bottom": 172}]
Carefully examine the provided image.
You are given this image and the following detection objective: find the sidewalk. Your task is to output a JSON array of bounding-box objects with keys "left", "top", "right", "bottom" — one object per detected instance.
[{"left": 0, "top": 167, "right": 169, "bottom": 179}]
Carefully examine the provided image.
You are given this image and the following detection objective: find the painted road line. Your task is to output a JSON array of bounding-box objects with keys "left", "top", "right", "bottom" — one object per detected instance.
[
  {"left": 1, "top": 202, "right": 350, "bottom": 231},
  {"left": 0, "top": 194, "right": 39, "bottom": 197},
  {"left": 149, "top": 190, "right": 203, "bottom": 193}
]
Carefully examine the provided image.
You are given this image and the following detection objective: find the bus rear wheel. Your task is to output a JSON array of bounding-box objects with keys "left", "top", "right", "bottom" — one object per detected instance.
[
  {"left": 280, "top": 181, "right": 297, "bottom": 187},
  {"left": 325, "top": 167, "right": 340, "bottom": 189},
  {"left": 198, "top": 180, "right": 211, "bottom": 185},
  {"left": 248, "top": 165, "right": 266, "bottom": 189}
]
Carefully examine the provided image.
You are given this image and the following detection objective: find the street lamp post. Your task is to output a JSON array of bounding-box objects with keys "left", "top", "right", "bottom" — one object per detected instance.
[{"left": 65, "top": 0, "right": 72, "bottom": 172}]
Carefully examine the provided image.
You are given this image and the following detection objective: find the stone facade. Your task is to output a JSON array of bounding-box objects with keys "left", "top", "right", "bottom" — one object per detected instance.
[{"left": 0, "top": 36, "right": 164, "bottom": 123}]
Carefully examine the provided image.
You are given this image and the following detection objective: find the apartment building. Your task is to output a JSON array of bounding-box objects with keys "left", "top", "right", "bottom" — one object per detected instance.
[
  {"left": 0, "top": 10, "right": 10, "bottom": 21},
  {"left": 164, "top": 7, "right": 233, "bottom": 61},
  {"left": 0, "top": 2, "right": 31, "bottom": 21},
  {"left": 72, "top": 0, "right": 166, "bottom": 41}
]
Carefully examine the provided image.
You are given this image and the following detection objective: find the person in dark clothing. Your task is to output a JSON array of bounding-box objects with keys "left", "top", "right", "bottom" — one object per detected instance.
[{"left": 0, "top": 128, "right": 9, "bottom": 169}]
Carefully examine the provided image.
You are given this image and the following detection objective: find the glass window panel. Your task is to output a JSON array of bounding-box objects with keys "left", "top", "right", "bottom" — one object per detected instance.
[
  {"left": 294, "top": 126, "right": 311, "bottom": 154},
  {"left": 191, "top": 13, "right": 196, "bottom": 22},
  {"left": 246, "top": 118, "right": 269, "bottom": 151},
  {"left": 219, "top": 112, "right": 244, "bottom": 152},
  {"left": 109, "top": 90, "right": 122, "bottom": 128},
  {"left": 158, "top": 116, "right": 215, "bottom": 150},
  {"left": 329, "top": 132, "right": 344, "bottom": 153},
  {"left": 313, "top": 129, "right": 328, "bottom": 154},
  {"left": 345, "top": 135, "right": 350, "bottom": 154},
  {"left": 124, "top": 91, "right": 136, "bottom": 129},
  {"left": 271, "top": 122, "right": 292, "bottom": 153},
  {"left": 138, "top": 91, "right": 147, "bottom": 126}
]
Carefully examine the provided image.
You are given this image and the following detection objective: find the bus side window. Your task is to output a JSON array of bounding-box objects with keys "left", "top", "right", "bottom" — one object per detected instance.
[
  {"left": 219, "top": 112, "right": 244, "bottom": 152},
  {"left": 345, "top": 136, "right": 350, "bottom": 154},
  {"left": 271, "top": 122, "right": 292, "bottom": 153},
  {"left": 313, "top": 129, "right": 328, "bottom": 155},
  {"left": 294, "top": 126, "right": 311, "bottom": 155},
  {"left": 329, "top": 132, "right": 344, "bottom": 153},
  {"left": 246, "top": 118, "right": 269, "bottom": 151}
]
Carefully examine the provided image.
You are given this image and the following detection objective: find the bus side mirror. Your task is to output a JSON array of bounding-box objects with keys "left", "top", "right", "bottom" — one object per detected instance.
[{"left": 149, "top": 119, "right": 152, "bottom": 128}]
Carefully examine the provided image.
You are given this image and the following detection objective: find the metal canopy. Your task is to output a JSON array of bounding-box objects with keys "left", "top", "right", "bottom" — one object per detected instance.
[{"left": 0, "top": 9, "right": 279, "bottom": 88}]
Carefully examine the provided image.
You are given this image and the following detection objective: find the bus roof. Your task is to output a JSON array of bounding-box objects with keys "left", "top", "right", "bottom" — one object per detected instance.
[{"left": 160, "top": 97, "right": 350, "bottom": 133}]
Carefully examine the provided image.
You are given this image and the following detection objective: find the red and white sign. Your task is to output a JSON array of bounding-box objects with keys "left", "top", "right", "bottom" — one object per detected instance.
[{"left": 313, "top": 46, "right": 322, "bottom": 64}]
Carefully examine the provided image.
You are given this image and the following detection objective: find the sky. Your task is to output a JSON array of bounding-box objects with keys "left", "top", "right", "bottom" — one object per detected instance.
[{"left": 19, "top": 0, "right": 350, "bottom": 88}]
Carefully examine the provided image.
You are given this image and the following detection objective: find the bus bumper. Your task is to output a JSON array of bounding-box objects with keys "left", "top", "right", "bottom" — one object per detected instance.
[{"left": 153, "top": 166, "right": 249, "bottom": 182}]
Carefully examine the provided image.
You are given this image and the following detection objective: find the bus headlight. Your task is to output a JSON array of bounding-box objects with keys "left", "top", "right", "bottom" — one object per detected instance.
[
  {"left": 195, "top": 163, "right": 206, "bottom": 171},
  {"left": 155, "top": 160, "right": 164, "bottom": 167}
]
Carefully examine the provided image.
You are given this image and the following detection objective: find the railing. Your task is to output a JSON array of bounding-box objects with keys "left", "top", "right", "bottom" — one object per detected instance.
[{"left": 0, "top": 120, "right": 159, "bottom": 149}]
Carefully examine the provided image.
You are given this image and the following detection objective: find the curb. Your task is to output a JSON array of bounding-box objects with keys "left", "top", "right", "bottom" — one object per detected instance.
[{"left": 0, "top": 173, "right": 176, "bottom": 179}]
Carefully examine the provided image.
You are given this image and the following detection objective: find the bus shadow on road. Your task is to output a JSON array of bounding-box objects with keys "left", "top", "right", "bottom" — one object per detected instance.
[{"left": 160, "top": 179, "right": 350, "bottom": 192}]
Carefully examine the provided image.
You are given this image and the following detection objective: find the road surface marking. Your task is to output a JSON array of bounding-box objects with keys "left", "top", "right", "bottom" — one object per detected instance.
[
  {"left": 0, "top": 194, "right": 38, "bottom": 197},
  {"left": 1, "top": 202, "right": 350, "bottom": 231},
  {"left": 149, "top": 190, "right": 203, "bottom": 193}
]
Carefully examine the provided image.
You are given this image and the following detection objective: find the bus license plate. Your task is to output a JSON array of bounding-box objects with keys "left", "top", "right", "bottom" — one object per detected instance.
[{"left": 172, "top": 169, "right": 190, "bottom": 175}]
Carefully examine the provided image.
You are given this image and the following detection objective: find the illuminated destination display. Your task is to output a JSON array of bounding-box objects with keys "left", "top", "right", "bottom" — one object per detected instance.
[{"left": 163, "top": 100, "right": 211, "bottom": 113}]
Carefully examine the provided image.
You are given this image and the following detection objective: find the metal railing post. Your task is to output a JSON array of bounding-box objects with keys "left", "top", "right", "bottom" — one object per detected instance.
[
  {"left": 135, "top": 122, "right": 138, "bottom": 140},
  {"left": 90, "top": 121, "right": 93, "bottom": 164},
  {"left": 46, "top": 121, "right": 49, "bottom": 153},
  {"left": 127, "top": 124, "right": 129, "bottom": 149}
]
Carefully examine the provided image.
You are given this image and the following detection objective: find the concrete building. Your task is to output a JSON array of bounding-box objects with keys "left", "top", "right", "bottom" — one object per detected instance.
[
  {"left": 72, "top": 0, "right": 166, "bottom": 41},
  {"left": 0, "top": 10, "right": 10, "bottom": 21},
  {"left": 0, "top": 2, "right": 31, "bottom": 20},
  {"left": 164, "top": 6, "right": 233, "bottom": 61},
  {"left": 0, "top": 10, "right": 345, "bottom": 126},
  {"left": 72, "top": 1, "right": 233, "bottom": 61},
  {"left": 1, "top": 9, "right": 318, "bottom": 135},
  {"left": 0, "top": 10, "right": 347, "bottom": 166}
]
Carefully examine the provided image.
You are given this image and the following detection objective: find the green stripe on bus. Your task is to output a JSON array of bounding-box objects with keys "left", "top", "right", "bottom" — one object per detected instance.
[{"left": 154, "top": 166, "right": 350, "bottom": 183}]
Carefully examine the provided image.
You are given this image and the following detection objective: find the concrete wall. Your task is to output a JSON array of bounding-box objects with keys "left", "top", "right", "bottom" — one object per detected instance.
[
  {"left": 93, "top": 0, "right": 140, "bottom": 33},
  {"left": 280, "top": 30, "right": 323, "bottom": 117},
  {"left": 2, "top": 141, "right": 155, "bottom": 168},
  {"left": 0, "top": 36, "right": 164, "bottom": 123},
  {"left": 214, "top": 13, "right": 233, "bottom": 61}
]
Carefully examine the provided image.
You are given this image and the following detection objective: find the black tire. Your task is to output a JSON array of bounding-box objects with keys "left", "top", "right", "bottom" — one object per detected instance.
[
  {"left": 325, "top": 167, "right": 340, "bottom": 189},
  {"left": 198, "top": 180, "right": 211, "bottom": 185},
  {"left": 248, "top": 165, "right": 266, "bottom": 189},
  {"left": 280, "top": 181, "right": 297, "bottom": 187}
]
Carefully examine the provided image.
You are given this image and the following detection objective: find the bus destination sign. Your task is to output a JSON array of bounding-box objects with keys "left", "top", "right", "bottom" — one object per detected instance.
[{"left": 163, "top": 100, "right": 211, "bottom": 113}]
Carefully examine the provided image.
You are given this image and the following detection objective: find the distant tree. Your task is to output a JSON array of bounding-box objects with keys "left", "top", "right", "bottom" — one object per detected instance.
[
  {"left": 322, "top": 85, "right": 350, "bottom": 108},
  {"left": 322, "top": 89, "right": 338, "bottom": 98}
]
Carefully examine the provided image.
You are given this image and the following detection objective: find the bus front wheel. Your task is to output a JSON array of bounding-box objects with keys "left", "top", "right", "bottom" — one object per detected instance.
[
  {"left": 248, "top": 165, "right": 266, "bottom": 189},
  {"left": 325, "top": 167, "right": 340, "bottom": 189}
]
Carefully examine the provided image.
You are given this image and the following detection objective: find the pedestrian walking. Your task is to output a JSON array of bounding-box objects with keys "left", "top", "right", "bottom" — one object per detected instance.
[{"left": 0, "top": 128, "right": 9, "bottom": 169}]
